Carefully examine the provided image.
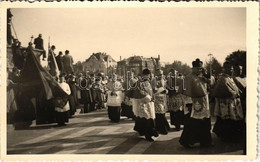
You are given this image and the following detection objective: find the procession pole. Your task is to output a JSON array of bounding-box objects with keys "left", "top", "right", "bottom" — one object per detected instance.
[
  {"left": 48, "top": 36, "right": 50, "bottom": 50},
  {"left": 10, "top": 21, "right": 18, "bottom": 40}
]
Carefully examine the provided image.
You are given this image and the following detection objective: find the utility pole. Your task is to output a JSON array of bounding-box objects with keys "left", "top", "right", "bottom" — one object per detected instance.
[{"left": 208, "top": 53, "right": 213, "bottom": 77}]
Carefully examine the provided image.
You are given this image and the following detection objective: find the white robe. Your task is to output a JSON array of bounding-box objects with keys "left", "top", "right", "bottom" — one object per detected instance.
[{"left": 55, "top": 82, "right": 71, "bottom": 112}]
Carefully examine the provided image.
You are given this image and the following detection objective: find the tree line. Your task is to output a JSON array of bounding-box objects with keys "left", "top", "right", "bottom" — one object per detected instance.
[{"left": 73, "top": 50, "right": 246, "bottom": 77}]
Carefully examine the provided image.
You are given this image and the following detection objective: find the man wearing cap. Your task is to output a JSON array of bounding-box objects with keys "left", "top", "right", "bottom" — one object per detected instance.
[
  {"left": 132, "top": 69, "right": 158, "bottom": 142},
  {"left": 62, "top": 50, "right": 74, "bottom": 75},
  {"left": 179, "top": 58, "right": 213, "bottom": 148}
]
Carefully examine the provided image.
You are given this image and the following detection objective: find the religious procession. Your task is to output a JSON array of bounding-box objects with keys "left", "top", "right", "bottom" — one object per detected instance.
[{"left": 6, "top": 9, "right": 246, "bottom": 154}]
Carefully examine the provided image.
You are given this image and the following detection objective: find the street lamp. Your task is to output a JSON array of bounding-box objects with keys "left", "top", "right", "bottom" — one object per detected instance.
[
  {"left": 208, "top": 53, "right": 213, "bottom": 77},
  {"left": 30, "top": 35, "right": 34, "bottom": 43}
]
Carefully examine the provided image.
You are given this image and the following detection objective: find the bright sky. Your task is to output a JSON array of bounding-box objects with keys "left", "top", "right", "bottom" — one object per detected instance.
[{"left": 11, "top": 8, "right": 246, "bottom": 66}]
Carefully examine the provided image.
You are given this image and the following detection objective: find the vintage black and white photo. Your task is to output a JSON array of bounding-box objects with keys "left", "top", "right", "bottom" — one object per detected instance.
[{"left": 1, "top": 1, "right": 258, "bottom": 161}]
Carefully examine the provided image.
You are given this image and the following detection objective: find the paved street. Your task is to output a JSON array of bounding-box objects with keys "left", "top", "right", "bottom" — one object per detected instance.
[{"left": 7, "top": 108, "right": 244, "bottom": 155}]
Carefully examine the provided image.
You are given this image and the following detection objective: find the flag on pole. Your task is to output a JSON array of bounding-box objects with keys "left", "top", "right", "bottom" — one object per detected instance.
[
  {"left": 47, "top": 37, "right": 60, "bottom": 77},
  {"left": 48, "top": 47, "right": 60, "bottom": 77},
  {"left": 20, "top": 47, "right": 67, "bottom": 100}
]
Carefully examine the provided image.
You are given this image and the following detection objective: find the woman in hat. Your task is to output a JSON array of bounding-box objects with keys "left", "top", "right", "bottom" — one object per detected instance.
[
  {"left": 179, "top": 58, "right": 213, "bottom": 148},
  {"left": 106, "top": 74, "right": 124, "bottom": 122},
  {"left": 132, "top": 69, "right": 158, "bottom": 142},
  {"left": 151, "top": 69, "right": 170, "bottom": 134},
  {"left": 212, "top": 61, "right": 245, "bottom": 142},
  {"left": 55, "top": 75, "right": 71, "bottom": 126}
]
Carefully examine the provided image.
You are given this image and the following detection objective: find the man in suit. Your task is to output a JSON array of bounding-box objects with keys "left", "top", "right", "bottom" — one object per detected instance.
[
  {"left": 62, "top": 50, "right": 74, "bottom": 75},
  {"left": 55, "top": 51, "right": 63, "bottom": 74},
  {"left": 34, "top": 34, "right": 46, "bottom": 60}
]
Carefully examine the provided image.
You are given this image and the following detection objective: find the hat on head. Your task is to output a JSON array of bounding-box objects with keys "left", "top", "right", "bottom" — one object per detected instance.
[
  {"left": 112, "top": 73, "right": 117, "bottom": 78},
  {"left": 156, "top": 69, "right": 163, "bottom": 75},
  {"left": 169, "top": 68, "right": 175, "bottom": 72},
  {"left": 192, "top": 58, "right": 203, "bottom": 68},
  {"left": 223, "top": 61, "right": 232, "bottom": 69},
  {"left": 95, "top": 77, "right": 101, "bottom": 82},
  {"left": 98, "top": 72, "right": 105, "bottom": 77},
  {"left": 59, "top": 74, "right": 65, "bottom": 78},
  {"left": 142, "top": 69, "right": 151, "bottom": 75}
]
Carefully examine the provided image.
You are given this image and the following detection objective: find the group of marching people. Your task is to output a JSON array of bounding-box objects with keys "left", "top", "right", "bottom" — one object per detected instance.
[
  {"left": 98, "top": 58, "right": 246, "bottom": 146},
  {"left": 7, "top": 40, "right": 246, "bottom": 148},
  {"left": 77, "top": 72, "right": 133, "bottom": 122}
]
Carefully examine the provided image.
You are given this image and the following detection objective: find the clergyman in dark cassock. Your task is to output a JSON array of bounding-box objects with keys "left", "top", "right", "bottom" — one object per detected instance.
[
  {"left": 213, "top": 62, "right": 245, "bottom": 142},
  {"left": 67, "top": 74, "right": 77, "bottom": 117},
  {"left": 79, "top": 74, "right": 94, "bottom": 113},
  {"left": 179, "top": 59, "right": 213, "bottom": 148},
  {"left": 121, "top": 71, "right": 137, "bottom": 119},
  {"left": 132, "top": 69, "right": 159, "bottom": 142},
  {"left": 151, "top": 69, "right": 170, "bottom": 135},
  {"left": 167, "top": 69, "right": 185, "bottom": 131}
]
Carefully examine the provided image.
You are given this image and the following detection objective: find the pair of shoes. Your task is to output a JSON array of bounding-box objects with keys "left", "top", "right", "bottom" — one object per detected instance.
[
  {"left": 145, "top": 136, "right": 154, "bottom": 142},
  {"left": 200, "top": 143, "right": 214, "bottom": 148},
  {"left": 57, "top": 123, "right": 66, "bottom": 126},
  {"left": 154, "top": 132, "right": 159, "bottom": 137},
  {"left": 111, "top": 120, "right": 119, "bottom": 123},
  {"left": 175, "top": 126, "right": 181, "bottom": 131},
  {"left": 160, "top": 131, "right": 168, "bottom": 135},
  {"left": 175, "top": 128, "right": 180, "bottom": 131},
  {"left": 180, "top": 142, "right": 194, "bottom": 149},
  {"left": 183, "top": 144, "right": 194, "bottom": 149}
]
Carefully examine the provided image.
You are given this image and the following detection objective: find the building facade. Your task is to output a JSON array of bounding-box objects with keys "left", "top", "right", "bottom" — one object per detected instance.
[
  {"left": 117, "top": 55, "right": 161, "bottom": 78},
  {"left": 82, "top": 52, "right": 117, "bottom": 76}
]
